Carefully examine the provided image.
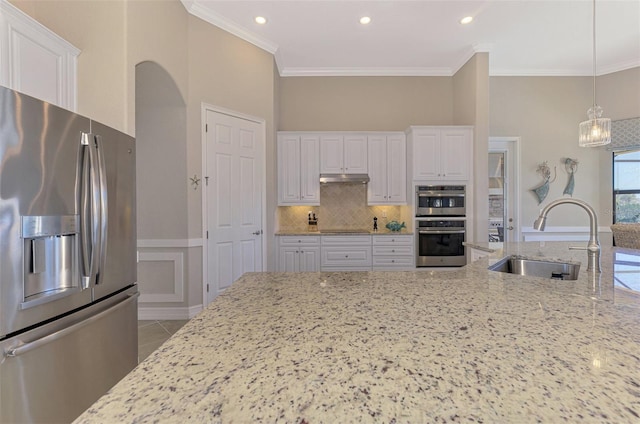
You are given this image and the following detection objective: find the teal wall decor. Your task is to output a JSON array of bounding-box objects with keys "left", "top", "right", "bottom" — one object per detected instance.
[
  {"left": 562, "top": 158, "right": 578, "bottom": 196},
  {"left": 531, "top": 161, "right": 556, "bottom": 205}
]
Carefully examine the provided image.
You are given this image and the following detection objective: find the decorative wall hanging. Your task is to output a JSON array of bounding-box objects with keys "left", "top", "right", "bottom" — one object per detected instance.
[
  {"left": 190, "top": 174, "right": 201, "bottom": 190},
  {"left": 562, "top": 158, "right": 579, "bottom": 196},
  {"left": 531, "top": 161, "right": 556, "bottom": 205}
]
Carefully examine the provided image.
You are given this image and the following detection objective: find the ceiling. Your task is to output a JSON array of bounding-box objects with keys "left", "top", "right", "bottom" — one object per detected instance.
[{"left": 181, "top": 0, "right": 640, "bottom": 77}]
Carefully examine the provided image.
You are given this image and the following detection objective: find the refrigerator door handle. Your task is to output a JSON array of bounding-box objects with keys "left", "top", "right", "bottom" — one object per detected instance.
[
  {"left": 80, "top": 133, "right": 100, "bottom": 289},
  {"left": 95, "top": 135, "right": 108, "bottom": 285},
  {"left": 5, "top": 292, "right": 139, "bottom": 358}
]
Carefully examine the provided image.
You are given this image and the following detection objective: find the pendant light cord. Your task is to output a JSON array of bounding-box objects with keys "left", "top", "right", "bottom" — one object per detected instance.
[{"left": 592, "top": 0, "right": 597, "bottom": 108}]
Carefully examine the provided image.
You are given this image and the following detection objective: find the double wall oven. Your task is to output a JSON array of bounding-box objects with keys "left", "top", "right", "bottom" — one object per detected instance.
[{"left": 415, "top": 185, "right": 467, "bottom": 267}]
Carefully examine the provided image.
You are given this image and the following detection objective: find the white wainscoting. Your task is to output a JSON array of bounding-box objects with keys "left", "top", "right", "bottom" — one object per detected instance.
[
  {"left": 521, "top": 226, "right": 612, "bottom": 242},
  {"left": 138, "top": 252, "right": 184, "bottom": 303},
  {"left": 137, "top": 238, "right": 203, "bottom": 321}
]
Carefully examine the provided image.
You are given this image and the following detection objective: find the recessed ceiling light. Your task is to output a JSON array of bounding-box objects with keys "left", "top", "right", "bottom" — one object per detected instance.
[
  {"left": 255, "top": 16, "right": 267, "bottom": 25},
  {"left": 460, "top": 16, "right": 473, "bottom": 25},
  {"left": 360, "top": 16, "right": 371, "bottom": 25}
]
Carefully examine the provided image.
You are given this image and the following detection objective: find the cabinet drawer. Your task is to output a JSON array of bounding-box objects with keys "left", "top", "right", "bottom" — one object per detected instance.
[
  {"left": 321, "top": 235, "right": 371, "bottom": 246},
  {"left": 372, "top": 256, "right": 414, "bottom": 267},
  {"left": 321, "top": 247, "right": 372, "bottom": 268},
  {"left": 373, "top": 245, "right": 413, "bottom": 256},
  {"left": 279, "top": 236, "right": 320, "bottom": 246},
  {"left": 372, "top": 235, "right": 413, "bottom": 245}
]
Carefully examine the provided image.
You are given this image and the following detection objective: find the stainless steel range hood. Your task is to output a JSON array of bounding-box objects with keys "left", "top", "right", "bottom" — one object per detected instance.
[{"left": 319, "top": 174, "right": 370, "bottom": 184}]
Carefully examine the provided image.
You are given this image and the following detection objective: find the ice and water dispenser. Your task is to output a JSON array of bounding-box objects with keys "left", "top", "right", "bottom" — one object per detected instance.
[{"left": 21, "top": 215, "right": 79, "bottom": 307}]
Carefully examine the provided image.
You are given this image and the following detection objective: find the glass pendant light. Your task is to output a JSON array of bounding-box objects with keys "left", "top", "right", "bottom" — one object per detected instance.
[{"left": 578, "top": 0, "right": 611, "bottom": 147}]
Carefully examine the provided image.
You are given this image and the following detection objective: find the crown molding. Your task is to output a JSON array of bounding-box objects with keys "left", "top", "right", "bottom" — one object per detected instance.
[
  {"left": 180, "top": 0, "right": 278, "bottom": 54},
  {"left": 279, "top": 67, "right": 453, "bottom": 77},
  {"left": 489, "top": 68, "right": 594, "bottom": 77},
  {"left": 450, "top": 44, "right": 493, "bottom": 75},
  {"left": 597, "top": 59, "right": 640, "bottom": 77}
]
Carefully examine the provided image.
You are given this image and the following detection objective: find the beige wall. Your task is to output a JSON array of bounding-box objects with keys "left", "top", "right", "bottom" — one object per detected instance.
[
  {"left": 186, "top": 16, "right": 277, "bottom": 271},
  {"left": 453, "top": 53, "right": 490, "bottom": 242},
  {"left": 489, "top": 69, "right": 640, "bottom": 234},
  {"left": 12, "top": 0, "right": 277, "bottom": 311},
  {"left": 278, "top": 76, "right": 454, "bottom": 131},
  {"left": 597, "top": 67, "right": 640, "bottom": 229}
]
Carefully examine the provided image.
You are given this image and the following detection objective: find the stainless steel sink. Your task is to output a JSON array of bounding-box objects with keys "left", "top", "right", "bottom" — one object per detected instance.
[{"left": 488, "top": 256, "right": 581, "bottom": 280}]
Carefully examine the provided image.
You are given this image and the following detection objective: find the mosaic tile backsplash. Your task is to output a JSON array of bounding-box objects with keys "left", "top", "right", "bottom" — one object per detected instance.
[{"left": 277, "top": 184, "right": 412, "bottom": 232}]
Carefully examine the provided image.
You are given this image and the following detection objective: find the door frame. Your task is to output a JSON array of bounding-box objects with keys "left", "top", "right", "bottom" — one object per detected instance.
[
  {"left": 489, "top": 137, "right": 521, "bottom": 242},
  {"left": 201, "top": 103, "right": 267, "bottom": 306}
]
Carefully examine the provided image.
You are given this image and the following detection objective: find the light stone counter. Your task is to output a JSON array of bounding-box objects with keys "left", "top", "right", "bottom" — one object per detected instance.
[{"left": 75, "top": 242, "right": 640, "bottom": 423}]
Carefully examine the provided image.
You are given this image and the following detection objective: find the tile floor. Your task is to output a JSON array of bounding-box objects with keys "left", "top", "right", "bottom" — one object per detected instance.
[{"left": 138, "top": 320, "right": 189, "bottom": 362}]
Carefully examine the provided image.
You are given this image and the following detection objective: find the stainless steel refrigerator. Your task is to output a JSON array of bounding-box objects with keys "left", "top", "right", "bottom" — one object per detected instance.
[{"left": 0, "top": 86, "right": 138, "bottom": 423}]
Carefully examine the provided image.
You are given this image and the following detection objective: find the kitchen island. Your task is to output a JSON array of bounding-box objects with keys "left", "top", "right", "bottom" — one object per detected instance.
[{"left": 75, "top": 242, "right": 640, "bottom": 423}]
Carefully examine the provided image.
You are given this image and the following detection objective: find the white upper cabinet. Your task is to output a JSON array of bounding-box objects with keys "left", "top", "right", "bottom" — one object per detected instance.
[
  {"left": 0, "top": 1, "right": 79, "bottom": 111},
  {"left": 367, "top": 133, "right": 406, "bottom": 205},
  {"left": 407, "top": 126, "right": 473, "bottom": 181},
  {"left": 320, "top": 134, "right": 367, "bottom": 174},
  {"left": 277, "top": 133, "right": 320, "bottom": 205}
]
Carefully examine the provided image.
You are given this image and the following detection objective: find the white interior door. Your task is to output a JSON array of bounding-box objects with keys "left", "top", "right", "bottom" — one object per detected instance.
[
  {"left": 205, "top": 109, "right": 263, "bottom": 303},
  {"left": 489, "top": 138, "right": 520, "bottom": 243}
]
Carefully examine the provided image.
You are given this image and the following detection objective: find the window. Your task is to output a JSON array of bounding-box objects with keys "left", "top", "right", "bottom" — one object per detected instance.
[{"left": 613, "top": 149, "right": 640, "bottom": 223}]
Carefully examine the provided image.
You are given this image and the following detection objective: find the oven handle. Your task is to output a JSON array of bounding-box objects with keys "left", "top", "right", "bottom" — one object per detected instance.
[
  {"left": 418, "top": 229, "right": 466, "bottom": 235},
  {"left": 417, "top": 192, "right": 465, "bottom": 197}
]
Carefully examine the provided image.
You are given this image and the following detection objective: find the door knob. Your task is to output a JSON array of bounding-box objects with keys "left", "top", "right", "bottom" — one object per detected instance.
[{"left": 252, "top": 230, "right": 262, "bottom": 235}]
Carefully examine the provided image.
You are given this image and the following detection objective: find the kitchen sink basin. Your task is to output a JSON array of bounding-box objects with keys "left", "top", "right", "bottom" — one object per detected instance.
[{"left": 488, "top": 255, "right": 581, "bottom": 280}]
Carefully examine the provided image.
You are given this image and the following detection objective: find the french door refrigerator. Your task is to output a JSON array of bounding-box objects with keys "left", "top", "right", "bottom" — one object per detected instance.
[{"left": 0, "top": 86, "right": 138, "bottom": 423}]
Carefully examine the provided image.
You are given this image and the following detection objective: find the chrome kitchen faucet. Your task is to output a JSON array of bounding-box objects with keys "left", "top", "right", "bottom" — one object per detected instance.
[{"left": 533, "top": 198, "right": 601, "bottom": 273}]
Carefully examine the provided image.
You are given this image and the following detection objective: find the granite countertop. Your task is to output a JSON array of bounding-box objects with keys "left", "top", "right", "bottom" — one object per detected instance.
[{"left": 75, "top": 242, "right": 640, "bottom": 423}]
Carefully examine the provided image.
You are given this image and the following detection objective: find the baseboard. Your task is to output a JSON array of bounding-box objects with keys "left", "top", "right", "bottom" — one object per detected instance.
[{"left": 137, "top": 304, "right": 203, "bottom": 321}]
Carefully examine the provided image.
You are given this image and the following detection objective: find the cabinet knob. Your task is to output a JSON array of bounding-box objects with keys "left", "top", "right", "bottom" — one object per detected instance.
[
  {"left": 345, "top": 255, "right": 349, "bottom": 258},
  {"left": 392, "top": 260, "right": 395, "bottom": 263},
  {"left": 298, "top": 240, "right": 301, "bottom": 243},
  {"left": 300, "top": 250, "right": 304, "bottom": 253},
  {"left": 392, "top": 249, "right": 395, "bottom": 252}
]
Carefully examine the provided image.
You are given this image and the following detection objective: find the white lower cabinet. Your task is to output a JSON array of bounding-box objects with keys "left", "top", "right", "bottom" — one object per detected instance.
[
  {"left": 279, "top": 234, "right": 416, "bottom": 271},
  {"left": 321, "top": 235, "right": 372, "bottom": 271},
  {"left": 468, "top": 247, "right": 491, "bottom": 263},
  {"left": 277, "top": 236, "right": 320, "bottom": 272},
  {"left": 372, "top": 235, "right": 414, "bottom": 270}
]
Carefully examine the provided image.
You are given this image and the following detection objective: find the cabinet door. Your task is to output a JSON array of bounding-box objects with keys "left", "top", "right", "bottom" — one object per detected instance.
[
  {"left": 278, "top": 247, "right": 300, "bottom": 272},
  {"left": 0, "top": 1, "right": 79, "bottom": 110},
  {"left": 343, "top": 134, "right": 368, "bottom": 173},
  {"left": 277, "top": 135, "right": 301, "bottom": 204},
  {"left": 367, "top": 135, "right": 387, "bottom": 204},
  {"left": 412, "top": 131, "right": 441, "bottom": 180},
  {"left": 299, "top": 135, "right": 320, "bottom": 204},
  {"left": 386, "top": 134, "right": 407, "bottom": 204},
  {"left": 440, "top": 129, "right": 470, "bottom": 180},
  {"left": 320, "top": 135, "right": 343, "bottom": 173},
  {"left": 299, "top": 247, "right": 320, "bottom": 272}
]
